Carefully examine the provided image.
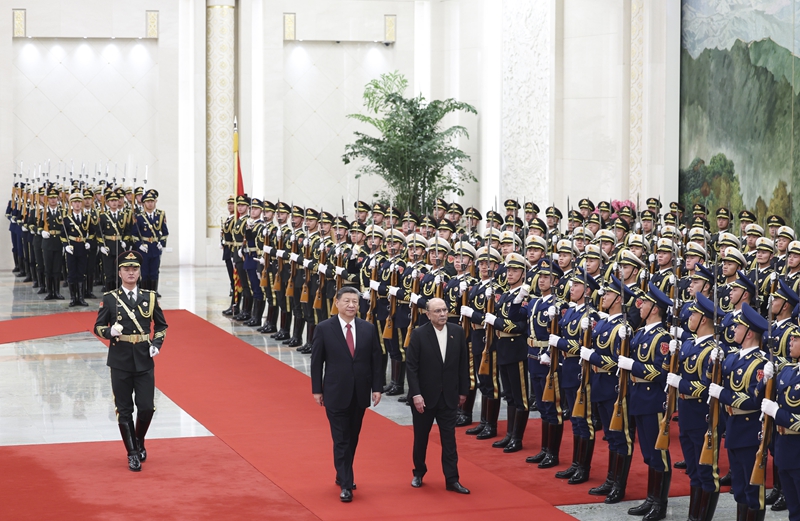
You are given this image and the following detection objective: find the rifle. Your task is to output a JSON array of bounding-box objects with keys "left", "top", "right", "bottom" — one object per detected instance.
[
  {"left": 699, "top": 267, "right": 722, "bottom": 467},
  {"left": 751, "top": 276, "right": 778, "bottom": 486},
  {"left": 272, "top": 222, "right": 285, "bottom": 293},
  {"left": 286, "top": 225, "right": 298, "bottom": 298},
  {"left": 383, "top": 203, "right": 397, "bottom": 339},
  {"left": 366, "top": 227, "right": 378, "bottom": 323},
  {"left": 313, "top": 236, "right": 328, "bottom": 310},
  {"left": 299, "top": 214, "right": 312, "bottom": 304},
  {"left": 478, "top": 280, "right": 495, "bottom": 376},
  {"left": 610, "top": 277, "right": 630, "bottom": 432},
  {"left": 572, "top": 277, "right": 595, "bottom": 418},
  {"left": 543, "top": 254, "right": 561, "bottom": 403},
  {"left": 404, "top": 271, "right": 421, "bottom": 349}
]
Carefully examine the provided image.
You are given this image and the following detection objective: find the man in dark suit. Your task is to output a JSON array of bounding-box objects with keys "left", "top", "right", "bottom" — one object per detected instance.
[
  {"left": 311, "top": 286, "right": 383, "bottom": 503},
  {"left": 407, "top": 297, "right": 471, "bottom": 494}
]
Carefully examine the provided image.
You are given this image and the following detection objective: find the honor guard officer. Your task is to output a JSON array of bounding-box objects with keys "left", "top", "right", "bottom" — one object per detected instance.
[
  {"left": 433, "top": 198, "right": 449, "bottom": 221},
  {"left": 370, "top": 203, "right": 387, "bottom": 227},
  {"left": 99, "top": 190, "right": 131, "bottom": 293},
  {"left": 554, "top": 239, "right": 577, "bottom": 301},
  {"left": 375, "top": 228, "right": 408, "bottom": 393},
  {"left": 460, "top": 246, "right": 504, "bottom": 439},
  {"left": 401, "top": 210, "right": 419, "bottom": 235},
  {"left": 567, "top": 210, "right": 583, "bottom": 235},
  {"left": 617, "top": 283, "right": 673, "bottom": 520},
  {"left": 485, "top": 210, "right": 503, "bottom": 231},
  {"left": 82, "top": 189, "right": 100, "bottom": 299},
  {"left": 597, "top": 201, "right": 613, "bottom": 227},
  {"left": 295, "top": 208, "right": 323, "bottom": 353},
  {"left": 524, "top": 201, "right": 541, "bottom": 223},
  {"left": 710, "top": 207, "right": 733, "bottom": 255},
  {"left": 524, "top": 235, "right": 548, "bottom": 296},
  {"left": 354, "top": 200, "right": 370, "bottom": 225},
  {"left": 63, "top": 191, "right": 92, "bottom": 307},
  {"left": 360, "top": 224, "right": 387, "bottom": 321},
  {"left": 719, "top": 247, "right": 747, "bottom": 313},
  {"left": 41, "top": 187, "right": 66, "bottom": 300},
  {"left": 579, "top": 275, "right": 636, "bottom": 504},
  {"left": 94, "top": 250, "right": 168, "bottom": 472},
  {"left": 255, "top": 201, "right": 279, "bottom": 333},
  {"left": 270, "top": 202, "right": 294, "bottom": 339},
  {"left": 760, "top": 327, "right": 800, "bottom": 521},
  {"left": 133, "top": 189, "right": 168, "bottom": 294},
  {"left": 504, "top": 199, "right": 521, "bottom": 220},
  {"left": 464, "top": 207, "right": 483, "bottom": 247},
  {"left": 410, "top": 236, "right": 452, "bottom": 325},
  {"left": 483, "top": 252, "right": 531, "bottom": 453},
  {"left": 617, "top": 249, "right": 645, "bottom": 330},
  {"left": 545, "top": 206, "right": 563, "bottom": 245},
  {"left": 767, "top": 215, "right": 785, "bottom": 240},
  {"left": 707, "top": 303, "right": 770, "bottom": 520}
]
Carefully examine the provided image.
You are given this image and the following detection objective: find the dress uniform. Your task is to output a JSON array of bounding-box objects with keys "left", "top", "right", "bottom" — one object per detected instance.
[
  {"left": 524, "top": 259, "right": 566, "bottom": 466},
  {"left": 255, "top": 201, "right": 278, "bottom": 333},
  {"left": 708, "top": 303, "right": 769, "bottom": 518},
  {"left": 220, "top": 196, "right": 237, "bottom": 311},
  {"left": 82, "top": 189, "right": 101, "bottom": 298},
  {"left": 649, "top": 237, "right": 677, "bottom": 295},
  {"left": 93, "top": 251, "right": 167, "bottom": 472},
  {"left": 98, "top": 190, "right": 131, "bottom": 292},
  {"left": 40, "top": 188, "right": 65, "bottom": 300},
  {"left": 231, "top": 196, "right": 252, "bottom": 321},
  {"left": 295, "top": 208, "right": 322, "bottom": 353},
  {"left": 375, "top": 228, "right": 409, "bottom": 393},
  {"left": 282, "top": 205, "right": 308, "bottom": 347},
  {"left": 63, "top": 191, "right": 93, "bottom": 307},
  {"left": 411, "top": 236, "right": 451, "bottom": 324},
  {"left": 617, "top": 283, "right": 673, "bottom": 520},
  {"left": 270, "top": 202, "right": 294, "bottom": 339},
  {"left": 241, "top": 199, "right": 266, "bottom": 327},
  {"left": 132, "top": 189, "right": 168, "bottom": 293},
  {"left": 460, "top": 246, "right": 504, "bottom": 439},
  {"left": 549, "top": 268, "right": 600, "bottom": 485}
]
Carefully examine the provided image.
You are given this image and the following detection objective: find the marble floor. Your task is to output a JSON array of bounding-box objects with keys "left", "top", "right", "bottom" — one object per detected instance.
[{"left": 0, "top": 266, "right": 789, "bottom": 520}]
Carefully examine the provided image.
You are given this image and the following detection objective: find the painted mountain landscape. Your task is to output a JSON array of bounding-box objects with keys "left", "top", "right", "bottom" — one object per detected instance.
[{"left": 679, "top": 0, "right": 799, "bottom": 227}]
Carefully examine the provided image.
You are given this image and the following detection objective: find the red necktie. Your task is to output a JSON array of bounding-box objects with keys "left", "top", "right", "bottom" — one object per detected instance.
[{"left": 346, "top": 324, "right": 355, "bottom": 357}]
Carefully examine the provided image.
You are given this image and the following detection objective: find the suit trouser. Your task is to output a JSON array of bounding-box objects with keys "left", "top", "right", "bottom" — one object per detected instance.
[
  {"left": 325, "top": 390, "right": 366, "bottom": 490},
  {"left": 411, "top": 394, "right": 459, "bottom": 484},
  {"left": 110, "top": 366, "right": 155, "bottom": 424}
]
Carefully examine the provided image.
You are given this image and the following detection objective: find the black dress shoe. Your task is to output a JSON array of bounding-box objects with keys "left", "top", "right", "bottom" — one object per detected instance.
[
  {"left": 287, "top": 338, "right": 303, "bottom": 347},
  {"left": 718, "top": 470, "right": 730, "bottom": 485},
  {"left": 456, "top": 414, "right": 473, "bottom": 427},
  {"left": 446, "top": 482, "right": 470, "bottom": 494},
  {"left": 772, "top": 494, "right": 787, "bottom": 511},
  {"left": 673, "top": 460, "right": 687, "bottom": 470},
  {"left": 300, "top": 345, "right": 312, "bottom": 354},
  {"left": 411, "top": 475, "right": 423, "bottom": 488},
  {"left": 128, "top": 454, "right": 142, "bottom": 472},
  {"left": 339, "top": 488, "right": 352, "bottom": 502}
]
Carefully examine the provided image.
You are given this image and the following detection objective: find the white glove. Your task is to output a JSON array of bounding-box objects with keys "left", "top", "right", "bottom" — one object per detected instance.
[
  {"left": 388, "top": 286, "right": 399, "bottom": 296},
  {"left": 547, "top": 305, "right": 557, "bottom": 318},
  {"left": 317, "top": 264, "right": 327, "bottom": 275},
  {"left": 770, "top": 272, "right": 778, "bottom": 282},
  {"left": 639, "top": 269, "right": 648, "bottom": 280},
  {"left": 761, "top": 399, "right": 779, "bottom": 419},
  {"left": 276, "top": 249, "right": 285, "bottom": 257},
  {"left": 669, "top": 274, "right": 676, "bottom": 286},
  {"left": 335, "top": 266, "right": 346, "bottom": 276},
  {"left": 708, "top": 383, "right": 723, "bottom": 399},
  {"left": 361, "top": 290, "right": 370, "bottom": 300},
  {"left": 110, "top": 323, "right": 123, "bottom": 337},
  {"left": 549, "top": 334, "right": 561, "bottom": 347},
  {"left": 666, "top": 372, "right": 682, "bottom": 389},
  {"left": 634, "top": 222, "right": 641, "bottom": 232},
  {"left": 302, "top": 259, "right": 311, "bottom": 268},
  {"left": 84, "top": 242, "right": 91, "bottom": 250},
  {"left": 460, "top": 306, "right": 474, "bottom": 318},
  {"left": 669, "top": 339, "right": 678, "bottom": 354},
  {"left": 157, "top": 242, "right": 163, "bottom": 251},
  {"left": 65, "top": 245, "right": 74, "bottom": 255},
  {"left": 763, "top": 361, "right": 775, "bottom": 381},
  {"left": 100, "top": 246, "right": 109, "bottom": 255},
  {"left": 303, "top": 238, "right": 310, "bottom": 247},
  {"left": 41, "top": 230, "right": 50, "bottom": 238},
  {"left": 265, "top": 246, "right": 274, "bottom": 255},
  {"left": 247, "top": 218, "right": 254, "bottom": 227},
  {"left": 290, "top": 234, "right": 296, "bottom": 242},
  {"left": 369, "top": 258, "right": 377, "bottom": 269},
  {"left": 581, "top": 317, "right": 590, "bottom": 330},
  {"left": 276, "top": 228, "right": 282, "bottom": 239},
  {"left": 290, "top": 253, "right": 299, "bottom": 263},
  {"left": 350, "top": 249, "right": 359, "bottom": 260},
  {"left": 671, "top": 326, "right": 685, "bottom": 339},
  {"left": 459, "top": 280, "right": 467, "bottom": 295},
  {"left": 412, "top": 269, "right": 419, "bottom": 278},
  {"left": 540, "top": 353, "right": 551, "bottom": 366},
  {"left": 149, "top": 345, "right": 159, "bottom": 358},
  {"left": 518, "top": 285, "right": 530, "bottom": 299},
  {"left": 318, "top": 242, "right": 325, "bottom": 252},
  {"left": 262, "top": 227, "right": 269, "bottom": 236},
  {"left": 617, "top": 355, "right": 634, "bottom": 371},
  {"left": 580, "top": 346, "right": 594, "bottom": 361},
  {"left": 484, "top": 313, "right": 498, "bottom": 327},
  {"left": 710, "top": 347, "right": 721, "bottom": 361},
  {"left": 434, "top": 275, "right": 442, "bottom": 285},
  {"left": 369, "top": 280, "right": 380, "bottom": 291},
  {"left": 258, "top": 256, "right": 265, "bottom": 265},
  {"left": 237, "top": 248, "right": 244, "bottom": 259},
  {"left": 334, "top": 246, "right": 342, "bottom": 255},
  {"left": 597, "top": 311, "right": 609, "bottom": 320},
  {"left": 485, "top": 287, "right": 493, "bottom": 299},
  {"left": 648, "top": 253, "right": 655, "bottom": 263},
  {"left": 410, "top": 293, "right": 420, "bottom": 305},
  {"left": 139, "top": 244, "right": 148, "bottom": 253},
  {"left": 120, "top": 241, "right": 126, "bottom": 249},
  {"left": 619, "top": 326, "right": 628, "bottom": 339}
]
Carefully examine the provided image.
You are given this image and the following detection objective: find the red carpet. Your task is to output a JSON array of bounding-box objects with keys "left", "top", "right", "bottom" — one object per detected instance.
[
  {"left": 0, "top": 310, "right": 94, "bottom": 343},
  {"left": 0, "top": 437, "right": 318, "bottom": 521}
]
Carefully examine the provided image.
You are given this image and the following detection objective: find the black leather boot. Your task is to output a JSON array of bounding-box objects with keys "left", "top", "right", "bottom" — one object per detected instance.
[
  {"left": 503, "top": 409, "right": 528, "bottom": 453},
  {"left": 299, "top": 323, "right": 315, "bottom": 353},
  {"left": 119, "top": 422, "right": 141, "bottom": 472},
  {"left": 273, "top": 310, "right": 290, "bottom": 339},
  {"left": 697, "top": 490, "right": 720, "bottom": 521},
  {"left": 539, "top": 421, "right": 562, "bottom": 468},
  {"left": 244, "top": 300, "right": 264, "bottom": 326},
  {"left": 477, "top": 398, "right": 500, "bottom": 439},
  {"left": 492, "top": 405, "right": 516, "bottom": 448},
  {"left": 568, "top": 437, "right": 594, "bottom": 484},
  {"left": 68, "top": 283, "right": 78, "bottom": 307},
  {"left": 76, "top": 283, "right": 88, "bottom": 306},
  {"left": 628, "top": 466, "right": 656, "bottom": 515},
  {"left": 233, "top": 296, "right": 252, "bottom": 321},
  {"left": 386, "top": 361, "right": 406, "bottom": 395},
  {"left": 466, "top": 395, "right": 488, "bottom": 435},
  {"left": 605, "top": 452, "right": 632, "bottom": 503},
  {"left": 258, "top": 306, "right": 277, "bottom": 333},
  {"left": 37, "top": 269, "right": 47, "bottom": 294},
  {"left": 526, "top": 420, "right": 550, "bottom": 463},
  {"left": 287, "top": 317, "right": 304, "bottom": 347},
  {"left": 745, "top": 508, "right": 765, "bottom": 521},
  {"left": 222, "top": 293, "right": 237, "bottom": 315},
  {"left": 687, "top": 486, "right": 703, "bottom": 521},
  {"left": 85, "top": 273, "right": 97, "bottom": 298},
  {"left": 642, "top": 470, "right": 670, "bottom": 521},
  {"left": 135, "top": 410, "right": 154, "bottom": 462},
  {"left": 383, "top": 359, "right": 399, "bottom": 393},
  {"left": 718, "top": 469, "right": 731, "bottom": 485},
  {"left": 22, "top": 259, "right": 33, "bottom": 281},
  {"left": 12, "top": 253, "right": 21, "bottom": 273},
  {"left": 589, "top": 451, "right": 617, "bottom": 495},
  {"left": 766, "top": 464, "right": 781, "bottom": 506},
  {"left": 456, "top": 389, "right": 477, "bottom": 427},
  {"left": 555, "top": 436, "right": 580, "bottom": 479},
  {"left": 54, "top": 277, "right": 65, "bottom": 299},
  {"left": 32, "top": 266, "right": 40, "bottom": 288},
  {"left": 153, "top": 277, "right": 161, "bottom": 297},
  {"left": 44, "top": 276, "right": 56, "bottom": 300}
]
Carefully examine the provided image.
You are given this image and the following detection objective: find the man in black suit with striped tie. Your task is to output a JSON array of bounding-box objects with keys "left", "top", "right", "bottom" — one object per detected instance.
[
  {"left": 407, "top": 297, "right": 471, "bottom": 494},
  {"left": 311, "top": 286, "right": 383, "bottom": 503}
]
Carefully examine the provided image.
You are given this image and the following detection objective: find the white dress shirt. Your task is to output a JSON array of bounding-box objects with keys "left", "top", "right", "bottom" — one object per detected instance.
[
  {"left": 338, "top": 315, "right": 356, "bottom": 348},
  {"left": 434, "top": 323, "right": 448, "bottom": 362}
]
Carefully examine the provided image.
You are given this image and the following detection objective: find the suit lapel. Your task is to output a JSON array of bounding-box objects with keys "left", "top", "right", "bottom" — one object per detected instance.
[
  {"left": 426, "top": 323, "right": 444, "bottom": 366},
  {"left": 334, "top": 316, "right": 352, "bottom": 357}
]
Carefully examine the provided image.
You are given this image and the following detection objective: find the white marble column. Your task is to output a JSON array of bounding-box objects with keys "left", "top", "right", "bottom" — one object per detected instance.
[{"left": 206, "top": 0, "right": 235, "bottom": 229}]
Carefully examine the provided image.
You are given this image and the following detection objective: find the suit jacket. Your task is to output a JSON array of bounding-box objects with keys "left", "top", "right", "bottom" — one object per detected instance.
[
  {"left": 310, "top": 316, "right": 382, "bottom": 410},
  {"left": 406, "top": 322, "right": 470, "bottom": 410}
]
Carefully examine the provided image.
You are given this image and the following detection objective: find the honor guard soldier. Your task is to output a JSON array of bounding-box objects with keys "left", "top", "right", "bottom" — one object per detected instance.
[
  {"left": 99, "top": 190, "right": 132, "bottom": 293},
  {"left": 255, "top": 201, "right": 278, "bottom": 333},
  {"left": 578, "top": 198, "right": 595, "bottom": 221},
  {"left": 370, "top": 202, "right": 386, "bottom": 227},
  {"left": 775, "top": 226, "right": 796, "bottom": 274},
  {"left": 418, "top": 215, "right": 437, "bottom": 239},
  {"left": 617, "top": 283, "right": 673, "bottom": 520},
  {"left": 353, "top": 200, "right": 370, "bottom": 225},
  {"left": 759, "top": 328, "right": 800, "bottom": 521},
  {"left": 446, "top": 202, "right": 466, "bottom": 237},
  {"left": 585, "top": 213, "right": 602, "bottom": 235},
  {"left": 567, "top": 210, "right": 583, "bottom": 235},
  {"left": 410, "top": 236, "right": 451, "bottom": 324},
  {"left": 94, "top": 250, "right": 167, "bottom": 472},
  {"left": 572, "top": 227, "right": 594, "bottom": 255},
  {"left": 483, "top": 252, "right": 531, "bottom": 453},
  {"left": 649, "top": 238, "right": 677, "bottom": 295},
  {"left": 527, "top": 217, "right": 547, "bottom": 238},
  {"left": 41, "top": 187, "right": 65, "bottom": 300},
  {"left": 710, "top": 207, "right": 733, "bottom": 254},
  {"left": 31, "top": 187, "right": 47, "bottom": 295},
  {"left": 618, "top": 205, "right": 635, "bottom": 228},
  {"left": 598, "top": 201, "right": 613, "bottom": 226},
  {"left": 554, "top": 238, "right": 577, "bottom": 301},
  {"left": 296, "top": 207, "right": 322, "bottom": 353},
  {"left": 783, "top": 241, "right": 800, "bottom": 291},
  {"left": 641, "top": 210, "right": 658, "bottom": 247},
  {"left": 133, "top": 189, "right": 168, "bottom": 294},
  {"left": 360, "top": 224, "right": 387, "bottom": 321},
  {"left": 645, "top": 197, "right": 663, "bottom": 225},
  {"left": 523, "top": 235, "right": 548, "bottom": 295},
  {"left": 230, "top": 196, "right": 251, "bottom": 321},
  {"left": 401, "top": 210, "right": 419, "bottom": 234},
  {"left": 579, "top": 275, "right": 636, "bottom": 504},
  {"left": 737, "top": 210, "right": 757, "bottom": 244},
  {"left": 270, "top": 202, "right": 293, "bottom": 340},
  {"left": 485, "top": 210, "right": 503, "bottom": 231},
  {"left": 83, "top": 189, "right": 100, "bottom": 298},
  {"left": 433, "top": 198, "right": 449, "bottom": 221},
  {"left": 283, "top": 205, "right": 308, "bottom": 347},
  {"left": 665, "top": 293, "right": 721, "bottom": 520},
  {"left": 502, "top": 215, "right": 524, "bottom": 238},
  {"left": 374, "top": 228, "right": 408, "bottom": 393},
  {"left": 63, "top": 190, "right": 93, "bottom": 307},
  {"left": 311, "top": 210, "right": 335, "bottom": 324},
  {"left": 316, "top": 216, "right": 352, "bottom": 321},
  {"left": 504, "top": 198, "right": 521, "bottom": 220},
  {"left": 545, "top": 206, "right": 562, "bottom": 245},
  {"left": 221, "top": 195, "right": 237, "bottom": 311},
  {"left": 460, "top": 246, "right": 504, "bottom": 438},
  {"left": 719, "top": 247, "right": 747, "bottom": 313},
  {"left": 610, "top": 218, "right": 630, "bottom": 259},
  {"left": 524, "top": 201, "right": 540, "bottom": 223},
  {"left": 752, "top": 237, "right": 775, "bottom": 311},
  {"left": 680, "top": 242, "right": 707, "bottom": 300},
  {"left": 548, "top": 268, "right": 600, "bottom": 485},
  {"left": 767, "top": 215, "right": 786, "bottom": 240},
  {"left": 719, "top": 270, "right": 756, "bottom": 354},
  {"left": 464, "top": 207, "right": 483, "bottom": 247},
  {"left": 707, "top": 303, "right": 770, "bottom": 519},
  {"left": 241, "top": 198, "right": 266, "bottom": 328},
  {"left": 617, "top": 249, "right": 645, "bottom": 330}
]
